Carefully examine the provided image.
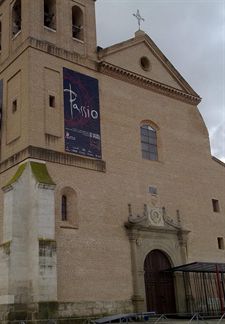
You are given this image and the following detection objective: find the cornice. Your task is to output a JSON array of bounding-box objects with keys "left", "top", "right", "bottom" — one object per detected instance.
[
  {"left": 99, "top": 34, "right": 200, "bottom": 97},
  {"left": 99, "top": 61, "right": 201, "bottom": 105},
  {"left": 0, "top": 146, "right": 106, "bottom": 174},
  {"left": 212, "top": 156, "right": 225, "bottom": 167},
  {"left": 0, "top": 37, "right": 97, "bottom": 75},
  {"left": 125, "top": 221, "right": 190, "bottom": 236},
  {"left": 28, "top": 37, "right": 96, "bottom": 69}
]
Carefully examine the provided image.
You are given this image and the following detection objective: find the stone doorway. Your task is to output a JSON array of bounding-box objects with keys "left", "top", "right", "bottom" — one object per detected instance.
[{"left": 144, "top": 249, "right": 176, "bottom": 314}]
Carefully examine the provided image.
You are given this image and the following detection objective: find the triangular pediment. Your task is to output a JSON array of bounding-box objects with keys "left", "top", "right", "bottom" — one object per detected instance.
[{"left": 98, "top": 31, "right": 201, "bottom": 103}]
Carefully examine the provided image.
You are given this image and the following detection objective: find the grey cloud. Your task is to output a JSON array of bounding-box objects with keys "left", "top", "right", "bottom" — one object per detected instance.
[{"left": 209, "top": 123, "right": 225, "bottom": 162}]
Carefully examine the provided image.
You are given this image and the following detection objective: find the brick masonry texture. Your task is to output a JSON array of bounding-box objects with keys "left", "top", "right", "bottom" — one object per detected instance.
[{"left": 0, "top": 0, "right": 224, "bottom": 320}]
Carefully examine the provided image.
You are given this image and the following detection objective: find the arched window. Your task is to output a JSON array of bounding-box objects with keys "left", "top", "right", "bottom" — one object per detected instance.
[
  {"left": 72, "top": 6, "right": 84, "bottom": 41},
  {"left": 12, "top": 0, "right": 21, "bottom": 37},
  {"left": 60, "top": 187, "right": 78, "bottom": 227},
  {"left": 61, "top": 195, "right": 67, "bottom": 221},
  {"left": 44, "top": 0, "right": 56, "bottom": 30},
  {"left": 140, "top": 124, "right": 158, "bottom": 161}
]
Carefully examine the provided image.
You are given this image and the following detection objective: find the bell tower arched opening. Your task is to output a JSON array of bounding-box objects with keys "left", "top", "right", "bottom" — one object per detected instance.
[
  {"left": 12, "top": 0, "right": 21, "bottom": 37},
  {"left": 44, "top": 0, "right": 56, "bottom": 30},
  {"left": 72, "top": 5, "right": 84, "bottom": 41}
]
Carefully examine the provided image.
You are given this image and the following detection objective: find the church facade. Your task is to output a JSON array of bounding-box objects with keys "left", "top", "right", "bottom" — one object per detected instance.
[{"left": 0, "top": 0, "right": 225, "bottom": 321}]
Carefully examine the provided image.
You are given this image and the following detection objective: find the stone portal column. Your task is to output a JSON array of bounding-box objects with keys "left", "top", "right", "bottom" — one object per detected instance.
[
  {"left": 176, "top": 229, "right": 190, "bottom": 313},
  {"left": 127, "top": 228, "right": 145, "bottom": 312}
]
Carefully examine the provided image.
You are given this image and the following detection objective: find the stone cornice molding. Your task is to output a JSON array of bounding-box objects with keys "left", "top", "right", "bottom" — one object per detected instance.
[
  {"left": 0, "top": 146, "right": 106, "bottom": 174},
  {"left": 212, "top": 156, "right": 225, "bottom": 167},
  {"left": 99, "top": 32, "right": 200, "bottom": 97},
  {"left": 28, "top": 37, "right": 94, "bottom": 67},
  {"left": 125, "top": 221, "right": 190, "bottom": 236},
  {"left": 0, "top": 37, "right": 97, "bottom": 75},
  {"left": 99, "top": 61, "right": 201, "bottom": 105}
]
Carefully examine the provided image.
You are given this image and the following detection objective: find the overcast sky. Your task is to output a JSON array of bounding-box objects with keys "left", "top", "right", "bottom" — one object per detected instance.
[{"left": 95, "top": 0, "right": 225, "bottom": 162}]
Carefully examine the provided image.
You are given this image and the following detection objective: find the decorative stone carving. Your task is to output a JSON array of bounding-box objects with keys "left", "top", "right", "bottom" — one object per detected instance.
[
  {"left": 127, "top": 204, "right": 183, "bottom": 230},
  {"left": 162, "top": 208, "right": 182, "bottom": 229},
  {"left": 136, "top": 238, "right": 142, "bottom": 246},
  {"left": 148, "top": 206, "right": 164, "bottom": 226},
  {"left": 128, "top": 204, "right": 147, "bottom": 224}
]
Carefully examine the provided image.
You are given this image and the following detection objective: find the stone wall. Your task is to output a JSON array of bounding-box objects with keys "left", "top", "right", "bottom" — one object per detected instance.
[
  {"left": 0, "top": 300, "right": 133, "bottom": 321},
  {"left": 0, "top": 161, "right": 57, "bottom": 305}
]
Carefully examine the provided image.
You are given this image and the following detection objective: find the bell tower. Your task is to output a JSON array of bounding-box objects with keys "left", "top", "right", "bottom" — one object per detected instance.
[
  {"left": 0, "top": 0, "right": 98, "bottom": 163},
  {"left": 0, "top": 0, "right": 99, "bottom": 320},
  {"left": 0, "top": 0, "right": 97, "bottom": 60}
]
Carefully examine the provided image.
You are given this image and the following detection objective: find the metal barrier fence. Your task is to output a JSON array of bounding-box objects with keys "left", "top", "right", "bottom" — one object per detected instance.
[
  {"left": 0, "top": 317, "right": 92, "bottom": 324},
  {"left": 2, "top": 313, "right": 225, "bottom": 324}
]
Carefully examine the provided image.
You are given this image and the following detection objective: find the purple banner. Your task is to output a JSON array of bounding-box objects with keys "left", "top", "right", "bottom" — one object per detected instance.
[{"left": 63, "top": 68, "right": 101, "bottom": 159}]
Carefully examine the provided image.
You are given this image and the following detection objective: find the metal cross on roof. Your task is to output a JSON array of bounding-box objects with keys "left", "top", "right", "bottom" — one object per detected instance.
[{"left": 133, "top": 9, "right": 145, "bottom": 30}]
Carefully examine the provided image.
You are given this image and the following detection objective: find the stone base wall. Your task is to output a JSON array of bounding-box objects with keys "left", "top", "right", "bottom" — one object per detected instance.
[
  {"left": 58, "top": 300, "right": 133, "bottom": 318},
  {"left": 0, "top": 300, "right": 133, "bottom": 322}
]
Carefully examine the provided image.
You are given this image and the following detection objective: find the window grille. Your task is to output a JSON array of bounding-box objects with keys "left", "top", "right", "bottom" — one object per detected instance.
[{"left": 141, "top": 125, "right": 158, "bottom": 161}]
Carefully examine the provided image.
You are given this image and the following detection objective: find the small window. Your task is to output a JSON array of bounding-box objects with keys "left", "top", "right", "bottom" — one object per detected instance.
[
  {"left": 49, "top": 95, "right": 55, "bottom": 108},
  {"left": 12, "top": 99, "right": 17, "bottom": 113},
  {"left": 140, "top": 56, "right": 150, "bottom": 71},
  {"left": 39, "top": 239, "right": 56, "bottom": 257},
  {"left": 61, "top": 195, "right": 67, "bottom": 221},
  {"left": 149, "top": 186, "right": 157, "bottom": 195},
  {"left": 44, "top": 0, "right": 56, "bottom": 30},
  {"left": 12, "top": 0, "right": 21, "bottom": 37},
  {"left": 60, "top": 187, "right": 78, "bottom": 227},
  {"left": 212, "top": 199, "right": 220, "bottom": 212},
  {"left": 72, "top": 6, "right": 84, "bottom": 41},
  {"left": 217, "top": 237, "right": 224, "bottom": 250},
  {"left": 141, "top": 124, "right": 158, "bottom": 161}
]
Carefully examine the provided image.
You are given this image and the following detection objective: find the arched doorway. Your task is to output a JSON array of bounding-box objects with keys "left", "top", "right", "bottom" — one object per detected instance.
[{"left": 144, "top": 249, "right": 176, "bottom": 314}]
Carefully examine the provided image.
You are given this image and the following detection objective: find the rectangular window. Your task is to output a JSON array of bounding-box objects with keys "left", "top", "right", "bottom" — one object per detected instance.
[
  {"left": 12, "top": 99, "right": 17, "bottom": 113},
  {"left": 217, "top": 237, "right": 224, "bottom": 250},
  {"left": 212, "top": 199, "right": 220, "bottom": 212},
  {"left": 61, "top": 195, "right": 67, "bottom": 221},
  {"left": 39, "top": 240, "right": 56, "bottom": 257},
  {"left": 149, "top": 186, "right": 157, "bottom": 195},
  {"left": 49, "top": 95, "right": 55, "bottom": 108}
]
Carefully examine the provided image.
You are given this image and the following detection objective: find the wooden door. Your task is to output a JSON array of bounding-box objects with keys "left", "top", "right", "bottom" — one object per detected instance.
[{"left": 144, "top": 249, "right": 176, "bottom": 314}]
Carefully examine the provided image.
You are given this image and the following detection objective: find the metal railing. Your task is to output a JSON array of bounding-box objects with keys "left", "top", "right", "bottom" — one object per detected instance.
[
  {"left": 2, "top": 312, "right": 225, "bottom": 324},
  {"left": 0, "top": 317, "right": 92, "bottom": 324}
]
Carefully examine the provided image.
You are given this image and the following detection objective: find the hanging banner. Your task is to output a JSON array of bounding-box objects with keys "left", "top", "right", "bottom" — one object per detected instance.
[
  {"left": 63, "top": 68, "right": 101, "bottom": 159},
  {"left": 0, "top": 80, "right": 3, "bottom": 129}
]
